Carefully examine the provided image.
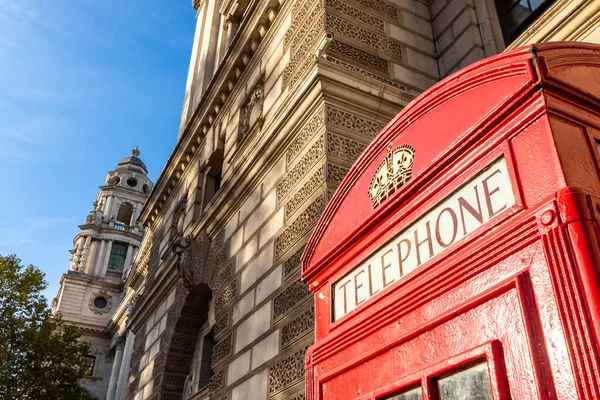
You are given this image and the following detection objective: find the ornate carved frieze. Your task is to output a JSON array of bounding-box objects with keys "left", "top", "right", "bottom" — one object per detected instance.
[
  {"left": 273, "top": 279, "right": 312, "bottom": 321},
  {"left": 349, "top": 0, "right": 398, "bottom": 19},
  {"left": 325, "top": 106, "right": 385, "bottom": 138},
  {"left": 287, "top": 107, "right": 325, "bottom": 165},
  {"left": 325, "top": 14, "right": 403, "bottom": 61},
  {"left": 170, "top": 335, "right": 197, "bottom": 352},
  {"left": 287, "top": 393, "right": 306, "bottom": 400},
  {"left": 268, "top": 344, "right": 311, "bottom": 395},
  {"left": 192, "top": 0, "right": 203, "bottom": 10},
  {"left": 325, "top": 56, "right": 409, "bottom": 91},
  {"left": 326, "top": 163, "right": 349, "bottom": 184},
  {"left": 275, "top": 195, "right": 325, "bottom": 260},
  {"left": 278, "top": 137, "right": 325, "bottom": 204},
  {"left": 325, "top": 0, "right": 385, "bottom": 32},
  {"left": 166, "top": 353, "right": 194, "bottom": 373},
  {"left": 214, "top": 311, "right": 230, "bottom": 339},
  {"left": 282, "top": 306, "right": 315, "bottom": 349},
  {"left": 146, "top": 227, "right": 164, "bottom": 282},
  {"left": 284, "top": 245, "right": 306, "bottom": 280},
  {"left": 211, "top": 334, "right": 233, "bottom": 367},
  {"left": 328, "top": 39, "right": 389, "bottom": 72},
  {"left": 285, "top": 0, "right": 321, "bottom": 49},
  {"left": 327, "top": 133, "right": 368, "bottom": 162},
  {"left": 208, "top": 370, "right": 225, "bottom": 395},
  {"left": 215, "top": 279, "right": 237, "bottom": 315},
  {"left": 285, "top": 166, "right": 326, "bottom": 221}
]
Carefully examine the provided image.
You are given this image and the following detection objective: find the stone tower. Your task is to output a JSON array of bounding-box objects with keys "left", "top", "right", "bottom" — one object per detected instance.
[{"left": 52, "top": 148, "right": 153, "bottom": 399}]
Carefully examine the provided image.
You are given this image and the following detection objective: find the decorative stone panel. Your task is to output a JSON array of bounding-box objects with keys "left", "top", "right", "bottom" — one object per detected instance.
[
  {"left": 215, "top": 279, "right": 237, "bottom": 315},
  {"left": 283, "top": 245, "right": 306, "bottom": 280},
  {"left": 163, "top": 373, "right": 186, "bottom": 387},
  {"left": 325, "top": 14, "right": 403, "bottom": 61},
  {"left": 209, "top": 370, "right": 225, "bottom": 395},
  {"left": 326, "top": 163, "right": 349, "bottom": 184},
  {"left": 327, "top": 133, "right": 368, "bottom": 162},
  {"left": 325, "top": 106, "right": 385, "bottom": 139},
  {"left": 325, "top": 56, "right": 409, "bottom": 91},
  {"left": 325, "top": 0, "right": 385, "bottom": 31},
  {"left": 287, "top": 107, "right": 325, "bottom": 164},
  {"left": 277, "top": 137, "right": 325, "bottom": 203},
  {"left": 350, "top": 0, "right": 398, "bottom": 19},
  {"left": 273, "top": 279, "right": 312, "bottom": 321},
  {"left": 268, "top": 345, "right": 311, "bottom": 395},
  {"left": 287, "top": 393, "right": 306, "bottom": 400},
  {"left": 214, "top": 262, "right": 234, "bottom": 293},
  {"left": 214, "top": 312, "right": 231, "bottom": 339},
  {"left": 166, "top": 354, "right": 193, "bottom": 373},
  {"left": 282, "top": 306, "right": 315, "bottom": 349},
  {"left": 284, "top": 166, "right": 326, "bottom": 221},
  {"left": 285, "top": 0, "right": 321, "bottom": 49},
  {"left": 174, "top": 317, "right": 203, "bottom": 336},
  {"left": 146, "top": 227, "right": 163, "bottom": 282},
  {"left": 212, "top": 334, "right": 233, "bottom": 367},
  {"left": 170, "top": 334, "right": 197, "bottom": 352},
  {"left": 328, "top": 40, "right": 389, "bottom": 73},
  {"left": 275, "top": 196, "right": 325, "bottom": 260}
]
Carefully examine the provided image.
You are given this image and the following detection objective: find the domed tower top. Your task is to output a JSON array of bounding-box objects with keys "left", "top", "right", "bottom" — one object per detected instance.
[
  {"left": 104, "top": 147, "right": 153, "bottom": 196},
  {"left": 115, "top": 146, "right": 148, "bottom": 175}
]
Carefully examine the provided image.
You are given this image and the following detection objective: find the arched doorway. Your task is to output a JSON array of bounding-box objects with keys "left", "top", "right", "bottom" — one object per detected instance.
[{"left": 153, "top": 283, "right": 213, "bottom": 399}]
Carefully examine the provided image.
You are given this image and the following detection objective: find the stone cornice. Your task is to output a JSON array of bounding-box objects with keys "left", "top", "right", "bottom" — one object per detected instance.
[
  {"left": 508, "top": 0, "right": 599, "bottom": 49},
  {"left": 140, "top": 0, "right": 288, "bottom": 228}
]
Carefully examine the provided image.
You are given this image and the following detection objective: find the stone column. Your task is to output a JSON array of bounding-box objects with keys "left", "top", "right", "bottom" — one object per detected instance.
[
  {"left": 79, "top": 235, "right": 92, "bottom": 272},
  {"left": 115, "top": 331, "right": 135, "bottom": 400},
  {"left": 101, "top": 240, "right": 114, "bottom": 276},
  {"left": 105, "top": 195, "right": 115, "bottom": 219},
  {"left": 123, "top": 245, "right": 135, "bottom": 273},
  {"left": 85, "top": 239, "right": 99, "bottom": 274},
  {"left": 106, "top": 341, "right": 125, "bottom": 400},
  {"left": 93, "top": 240, "right": 107, "bottom": 276}
]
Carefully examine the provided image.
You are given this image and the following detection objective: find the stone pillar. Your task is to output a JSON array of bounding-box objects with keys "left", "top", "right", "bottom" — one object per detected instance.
[
  {"left": 93, "top": 240, "right": 107, "bottom": 276},
  {"left": 105, "top": 195, "right": 115, "bottom": 219},
  {"left": 79, "top": 235, "right": 92, "bottom": 272},
  {"left": 123, "top": 244, "right": 134, "bottom": 273},
  {"left": 115, "top": 331, "right": 135, "bottom": 400},
  {"left": 85, "top": 239, "right": 99, "bottom": 274},
  {"left": 101, "top": 240, "right": 114, "bottom": 276},
  {"left": 106, "top": 341, "right": 125, "bottom": 400}
]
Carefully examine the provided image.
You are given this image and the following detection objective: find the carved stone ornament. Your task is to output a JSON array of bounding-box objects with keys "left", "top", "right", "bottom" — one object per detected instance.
[
  {"left": 108, "top": 175, "right": 120, "bottom": 186},
  {"left": 172, "top": 235, "right": 195, "bottom": 289},
  {"left": 89, "top": 290, "right": 113, "bottom": 315},
  {"left": 239, "top": 83, "right": 265, "bottom": 141},
  {"left": 192, "top": 0, "right": 203, "bottom": 10},
  {"left": 368, "top": 144, "right": 415, "bottom": 209}
]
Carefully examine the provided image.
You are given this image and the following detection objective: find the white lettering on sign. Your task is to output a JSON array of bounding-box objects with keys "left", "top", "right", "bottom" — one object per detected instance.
[{"left": 332, "top": 158, "right": 514, "bottom": 321}]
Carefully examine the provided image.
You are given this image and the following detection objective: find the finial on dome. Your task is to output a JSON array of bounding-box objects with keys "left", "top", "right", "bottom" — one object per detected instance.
[{"left": 132, "top": 146, "right": 140, "bottom": 157}]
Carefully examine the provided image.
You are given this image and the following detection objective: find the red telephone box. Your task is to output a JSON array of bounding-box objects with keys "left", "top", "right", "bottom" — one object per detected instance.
[{"left": 302, "top": 42, "right": 600, "bottom": 400}]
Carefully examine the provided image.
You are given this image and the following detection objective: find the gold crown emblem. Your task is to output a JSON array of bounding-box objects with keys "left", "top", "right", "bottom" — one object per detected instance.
[{"left": 368, "top": 143, "right": 415, "bottom": 208}]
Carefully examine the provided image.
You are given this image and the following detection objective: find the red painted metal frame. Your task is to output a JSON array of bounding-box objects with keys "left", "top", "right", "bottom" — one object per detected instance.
[{"left": 302, "top": 42, "right": 600, "bottom": 399}]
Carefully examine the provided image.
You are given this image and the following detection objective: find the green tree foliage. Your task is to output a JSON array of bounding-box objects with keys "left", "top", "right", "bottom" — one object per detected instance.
[{"left": 0, "top": 254, "right": 95, "bottom": 400}]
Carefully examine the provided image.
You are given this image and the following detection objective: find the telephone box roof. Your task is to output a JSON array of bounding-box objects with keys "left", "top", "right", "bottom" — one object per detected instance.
[{"left": 301, "top": 42, "right": 600, "bottom": 285}]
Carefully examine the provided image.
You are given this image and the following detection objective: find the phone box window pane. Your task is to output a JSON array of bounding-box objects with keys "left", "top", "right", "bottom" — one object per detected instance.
[{"left": 437, "top": 362, "right": 492, "bottom": 400}]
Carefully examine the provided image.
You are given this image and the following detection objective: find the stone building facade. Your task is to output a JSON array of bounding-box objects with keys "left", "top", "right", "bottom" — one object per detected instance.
[
  {"left": 52, "top": 149, "right": 153, "bottom": 399},
  {"left": 60, "top": 0, "right": 600, "bottom": 399}
]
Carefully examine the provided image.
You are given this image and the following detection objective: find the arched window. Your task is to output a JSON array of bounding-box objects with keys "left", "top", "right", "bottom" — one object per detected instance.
[{"left": 116, "top": 202, "right": 134, "bottom": 225}]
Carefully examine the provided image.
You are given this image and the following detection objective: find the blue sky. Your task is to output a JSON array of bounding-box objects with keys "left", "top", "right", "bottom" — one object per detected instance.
[{"left": 0, "top": 0, "right": 196, "bottom": 303}]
